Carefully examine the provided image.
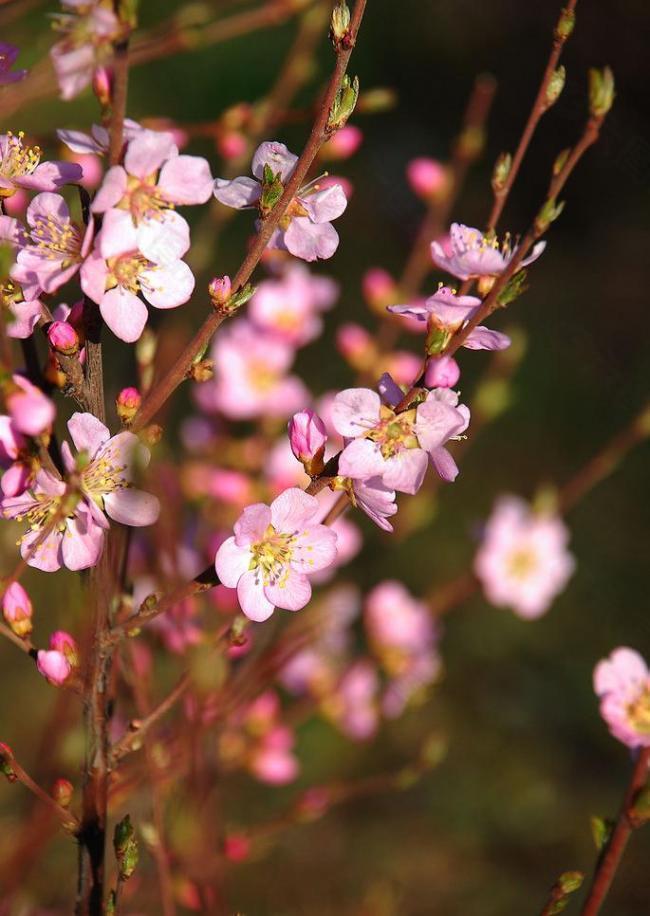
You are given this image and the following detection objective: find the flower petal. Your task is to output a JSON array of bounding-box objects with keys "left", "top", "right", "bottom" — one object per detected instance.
[
  {"left": 270, "top": 487, "right": 319, "bottom": 533},
  {"left": 215, "top": 536, "right": 251, "bottom": 588},
  {"left": 100, "top": 287, "right": 148, "bottom": 342},
  {"left": 213, "top": 176, "right": 260, "bottom": 209},
  {"left": 104, "top": 488, "right": 160, "bottom": 526},
  {"left": 91, "top": 165, "right": 127, "bottom": 212},
  {"left": 141, "top": 260, "right": 194, "bottom": 309},
  {"left": 291, "top": 524, "right": 338, "bottom": 573},
  {"left": 158, "top": 155, "right": 213, "bottom": 204},
  {"left": 124, "top": 130, "right": 178, "bottom": 179},
  {"left": 237, "top": 570, "right": 275, "bottom": 621},
  {"left": 137, "top": 210, "right": 190, "bottom": 264},
  {"left": 251, "top": 141, "right": 297, "bottom": 181},
  {"left": 331, "top": 388, "right": 381, "bottom": 437},
  {"left": 234, "top": 504, "right": 272, "bottom": 546},
  {"left": 67, "top": 412, "right": 110, "bottom": 457},
  {"left": 284, "top": 218, "right": 339, "bottom": 262},
  {"left": 264, "top": 568, "right": 311, "bottom": 611}
]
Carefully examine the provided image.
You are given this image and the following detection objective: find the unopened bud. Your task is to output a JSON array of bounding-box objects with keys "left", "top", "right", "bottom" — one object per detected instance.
[
  {"left": 116, "top": 386, "right": 141, "bottom": 424},
  {"left": 48, "top": 320, "right": 79, "bottom": 356},
  {"left": 321, "top": 125, "right": 363, "bottom": 161},
  {"left": 362, "top": 268, "right": 397, "bottom": 312},
  {"left": 223, "top": 833, "right": 251, "bottom": 863},
  {"left": 114, "top": 814, "right": 139, "bottom": 880},
  {"left": 188, "top": 359, "right": 214, "bottom": 383},
  {"left": 552, "top": 147, "right": 571, "bottom": 176},
  {"left": 557, "top": 871, "right": 584, "bottom": 895},
  {"left": 92, "top": 66, "right": 112, "bottom": 108},
  {"left": 336, "top": 322, "right": 376, "bottom": 370},
  {"left": 491, "top": 152, "right": 512, "bottom": 192},
  {"left": 49, "top": 631, "right": 80, "bottom": 669},
  {"left": 36, "top": 649, "right": 71, "bottom": 686},
  {"left": 52, "top": 777, "right": 73, "bottom": 808},
  {"left": 330, "top": 1, "right": 351, "bottom": 47},
  {"left": 406, "top": 158, "right": 448, "bottom": 200},
  {"left": 288, "top": 409, "right": 327, "bottom": 476},
  {"left": 327, "top": 73, "right": 359, "bottom": 134},
  {"left": 555, "top": 6, "right": 576, "bottom": 41},
  {"left": 589, "top": 66, "right": 615, "bottom": 118},
  {"left": 143, "top": 424, "right": 162, "bottom": 446},
  {"left": 259, "top": 165, "right": 284, "bottom": 218},
  {"left": 2, "top": 581, "right": 33, "bottom": 638},
  {"left": 424, "top": 355, "right": 460, "bottom": 389},
  {"left": 535, "top": 197, "right": 565, "bottom": 234},
  {"left": 208, "top": 275, "right": 231, "bottom": 308},
  {"left": 425, "top": 325, "right": 451, "bottom": 357},
  {"left": 0, "top": 742, "right": 16, "bottom": 782},
  {"left": 544, "top": 66, "right": 566, "bottom": 109}
]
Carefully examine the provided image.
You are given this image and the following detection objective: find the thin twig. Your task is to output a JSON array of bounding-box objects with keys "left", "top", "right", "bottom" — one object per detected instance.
[{"left": 110, "top": 672, "right": 191, "bottom": 765}]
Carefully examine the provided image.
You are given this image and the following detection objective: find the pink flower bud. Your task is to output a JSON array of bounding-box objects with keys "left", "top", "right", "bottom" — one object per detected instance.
[
  {"left": 218, "top": 131, "right": 248, "bottom": 160},
  {"left": 49, "top": 630, "right": 80, "bottom": 669},
  {"left": 288, "top": 409, "right": 328, "bottom": 467},
  {"left": 336, "top": 323, "right": 372, "bottom": 362},
  {"left": 386, "top": 351, "right": 422, "bottom": 387},
  {"left": 6, "top": 375, "right": 55, "bottom": 437},
  {"left": 3, "top": 188, "right": 27, "bottom": 215},
  {"left": 362, "top": 268, "right": 397, "bottom": 310},
  {"left": 36, "top": 650, "right": 71, "bottom": 686},
  {"left": 2, "top": 581, "right": 33, "bottom": 638},
  {"left": 73, "top": 153, "right": 103, "bottom": 190},
  {"left": 209, "top": 276, "right": 231, "bottom": 307},
  {"left": 406, "top": 157, "right": 448, "bottom": 199},
  {"left": 425, "top": 355, "right": 461, "bottom": 388},
  {"left": 92, "top": 66, "right": 112, "bottom": 107},
  {"left": 223, "top": 833, "right": 251, "bottom": 863},
  {"left": 322, "top": 125, "right": 363, "bottom": 160},
  {"left": 52, "top": 777, "right": 73, "bottom": 807},
  {"left": 47, "top": 320, "right": 79, "bottom": 355},
  {"left": 116, "top": 387, "right": 141, "bottom": 423}
]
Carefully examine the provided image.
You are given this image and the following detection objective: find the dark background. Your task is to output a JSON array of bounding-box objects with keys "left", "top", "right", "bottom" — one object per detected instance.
[{"left": 1, "top": 1, "right": 649, "bottom": 912}]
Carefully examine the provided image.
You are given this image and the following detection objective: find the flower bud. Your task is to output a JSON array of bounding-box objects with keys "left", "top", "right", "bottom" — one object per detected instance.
[
  {"left": 189, "top": 359, "right": 214, "bottom": 383},
  {"left": 143, "top": 423, "right": 163, "bottom": 445},
  {"left": 589, "top": 66, "right": 615, "bottom": 118},
  {"left": 288, "top": 409, "right": 327, "bottom": 475},
  {"left": 52, "top": 777, "right": 73, "bottom": 808},
  {"left": 114, "top": 814, "right": 139, "bottom": 880},
  {"left": 330, "top": 1, "right": 351, "bottom": 46},
  {"left": 49, "top": 630, "right": 80, "bottom": 669},
  {"left": 406, "top": 158, "right": 448, "bottom": 199},
  {"left": 47, "top": 320, "right": 79, "bottom": 355},
  {"left": 116, "top": 386, "right": 141, "bottom": 424},
  {"left": 2, "top": 581, "right": 33, "bottom": 638},
  {"left": 491, "top": 152, "right": 512, "bottom": 192},
  {"left": 208, "top": 275, "right": 231, "bottom": 308},
  {"left": 544, "top": 66, "right": 565, "bottom": 110},
  {"left": 218, "top": 131, "right": 248, "bottom": 160},
  {"left": 336, "top": 322, "right": 375, "bottom": 370},
  {"left": 223, "top": 833, "right": 251, "bottom": 863},
  {"left": 362, "top": 268, "right": 397, "bottom": 312},
  {"left": 555, "top": 6, "right": 576, "bottom": 40},
  {"left": 36, "top": 649, "right": 71, "bottom": 686},
  {"left": 321, "top": 125, "right": 363, "bottom": 161},
  {"left": 0, "top": 742, "right": 16, "bottom": 782},
  {"left": 425, "top": 355, "right": 460, "bottom": 389},
  {"left": 92, "top": 66, "right": 112, "bottom": 108},
  {"left": 535, "top": 197, "right": 565, "bottom": 234}
]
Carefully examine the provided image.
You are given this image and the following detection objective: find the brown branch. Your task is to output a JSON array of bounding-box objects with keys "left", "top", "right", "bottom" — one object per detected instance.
[
  {"left": 7, "top": 756, "right": 79, "bottom": 832},
  {"left": 580, "top": 748, "right": 650, "bottom": 916},
  {"left": 130, "top": 0, "right": 369, "bottom": 432},
  {"left": 109, "top": 672, "right": 191, "bottom": 765}
]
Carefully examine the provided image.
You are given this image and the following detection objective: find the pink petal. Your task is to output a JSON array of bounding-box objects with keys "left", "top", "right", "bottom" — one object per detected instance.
[
  {"left": 338, "top": 438, "right": 385, "bottom": 480},
  {"left": 270, "top": 488, "right": 319, "bottom": 533},
  {"left": 104, "top": 488, "right": 160, "bottom": 526},
  {"left": 215, "top": 536, "right": 252, "bottom": 588},
  {"left": 26, "top": 192, "right": 69, "bottom": 228},
  {"left": 124, "top": 130, "right": 178, "bottom": 179},
  {"left": 67, "top": 412, "right": 110, "bottom": 457},
  {"left": 98, "top": 209, "right": 138, "bottom": 259},
  {"left": 463, "top": 326, "right": 511, "bottom": 351},
  {"left": 141, "top": 260, "right": 194, "bottom": 309},
  {"left": 137, "top": 210, "right": 190, "bottom": 264},
  {"left": 158, "top": 155, "right": 213, "bottom": 204},
  {"left": 234, "top": 504, "right": 272, "bottom": 546},
  {"left": 61, "top": 509, "right": 104, "bottom": 570},
  {"left": 290, "top": 525, "right": 338, "bottom": 573},
  {"left": 382, "top": 448, "right": 429, "bottom": 494},
  {"left": 300, "top": 184, "right": 347, "bottom": 223},
  {"left": 213, "top": 176, "right": 260, "bottom": 209},
  {"left": 251, "top": 141, "right": 297, "bottom": 181},
  {"left": 80, "top": 249, "right": 109, "bottom": 304},
  {"left": 237, "top": 570, "right": 275, "bottom": 622},
  {"left": 331, "top": 388, "right": 380, "bottom": 437},
  {"left": 90, "top": 166, "right": 127, "bottom": 213},
  {"left": 284, "top": 218, "right": 339, "bottom": 262},
  {"left": 21, "top": 526, "right": 63, "bottom": 572},
  {"left": 100, "top": 287, "right": 148, "bottom": 342},
  {"left": 264, "top": 567, "right": 311, "bottom": 611},
  {"left": 429, "top": 446, "right": 459, "bottom": 482}
]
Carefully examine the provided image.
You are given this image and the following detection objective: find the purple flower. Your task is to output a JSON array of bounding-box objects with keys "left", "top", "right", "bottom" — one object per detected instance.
[
  {"left": 389, "top": 286, "right": 511, "bottom": 352},
  {"left": 9, "top": 193, "right": 94, "bottom": 299},
  {"left": 474, "top": 495, "right": 575, "bottom": 619},
  {"left": 1, "top": 412, "right": 160, "bottom": 572},
  {"left": 431, "top": 223, "right": 546, "bottom": 280},
  {"left": 213, "top": 141, "right": 347, "bottom": 262},
  {"left": 215, "top": 487, "right": 338, "bottom": 622},
  {"left": 0, "top": 43, "right": 28, "bottom": 85},
  {"left": 331, "top": 375, "right": 470, "bottom": 494},
  {"left": 80, "top": 208, "right": 195, "bottom": 342},
  {"left": 594, "top": 648, "right": 650, "bottom": 748},
  {"left": 0, "top": 131, "right": 82, "bottom": 199}
]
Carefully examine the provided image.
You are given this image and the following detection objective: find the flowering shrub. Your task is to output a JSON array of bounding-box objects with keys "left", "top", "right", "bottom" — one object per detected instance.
[{"left": 0, "top": 2, "right": 647, "bottom": 915}]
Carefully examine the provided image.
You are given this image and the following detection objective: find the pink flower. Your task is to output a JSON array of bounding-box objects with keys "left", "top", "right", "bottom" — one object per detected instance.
[
  {"left": 328, "top": 660, "right": 379, "bottom": 740},
  {"left": 406, "top": 158, "right": 448, "bottom": 199},
  {"left": 288, "top": 409, "right": 327, "bottom": 466},
  {"left": 215, "top": 487, "right": 337, "bottom": 622},
  {"left": 36, "top": 649, "right": 71, "bottom": 686},
  {"left": 474, "top": 495, "right": 575, "bottom": 619},
  {"left": 431, "top": 223, "right": 546, "bottom": 280},
  {"left": 250, "top": 725, "right": 299, "bottom": 785},
  {"left": 0, "top": 132, "right": 81, "bottom": 198},
  {"left": 249, "top": 264, "right": 338, "bottom": 346},
  {"left": 2, "top": 581, "right": 33, "bottom": 637},
  {"left": 9, "top": 193, "right": 94, "bottom": 299},
  {"left": 0, "top": 414, "right": 32, "bottom": 497},
  {"left": 0, "top": 277, "right": 44, "bottom": 340},
  {"left": 80, "top": 208, "right": 195, "bottom": 342},
  {"left": 195, "top": 320, "right": 307, "bottom": 420},
  {"left": 50, "top": 3, "right": 123, "bottom": 101},
  {"left": 6, "top": 375, "right": 55, "bottom": 437},
  {"left": 388, "top": 286, "right": 511, "bottom": 352},
  {"left": 362, "top": 268, "right": 397, "bottom": 310},
  {"left": 91, "top": 128, "right": 213, "bottom": 245},
  {"left": 0, "top": 43, "right": 27, "bottom": 85},
  {"left": 213, "top": 141, "right": 347, "bottom": 261},
  {"left": 1, "top": 412, "right": 159, "bottom": 572},
  {"left": 352, "top": 476, "right": 398, "bottom": 532},
  {"left": 331, "top": 376, "right": 470, "bottom": 493},
  {"left": 594, "top": 648, "right": 650, "bottom": 748},
  {"left": 365, "top": 581, "right": 434, "bottom": 657}
]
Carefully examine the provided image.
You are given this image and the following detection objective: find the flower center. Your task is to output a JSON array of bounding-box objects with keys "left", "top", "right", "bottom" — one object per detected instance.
[
  {"left": 30, "top": 214, "right": 82, "bottom": 262},
  {"left": 627, "top": 688, "right": 650, "bottom": 735},
  {"left": 123, "top": 175, "right": 172, "bottom": 224},
  {"left": 368, "top": 406, "right": 418, "bottom": 459},
  {"left": 0, "top": 132, "right": 41, "bottom": 194},
  {"left": 507, "top": 547, "right": 538, "bottom": 579},
  {"left": 246, "top": 360, "right": 280, "bottom": 393},
  {"left": 81, "top": 452, "right": 128, "bottom": 500},
  {"left": 249, "top": 524, "right": 296, "bottom": 587},
  {"left": 107, "top": 251, "right": 153, "bottom": 294}
]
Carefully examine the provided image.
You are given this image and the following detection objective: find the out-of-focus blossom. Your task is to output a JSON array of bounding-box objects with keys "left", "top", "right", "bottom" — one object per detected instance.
[
  {"left": 5, "top": 374, "right": 55, "bottom": 437},
  {"left": 214, "top": 141, "right": 347, "bottom": 261},
  {"left": 332, "top": 376, "right": 469, "bottom": 493},
  {"left": 1, "top": 412, "right": 159, "bottom": 572},
  {"left": 362, "top": 267, "right": 398, "bottom": 311},
  {"left": 50, "top": 2, "right": 124, "bottom": 101},
  {"left": 9, "top": 193, "right": 94, "bottom": 299},
  {"left": 80, "top": 208, "right": 194, "bottom": 342},
  {"left": 321, "top": 125, "right": 363, "bottom": 160},
  {"left": 0, "top": 43, "right": 28, "bottom": 85},
  {"left": 325, "top": 660, "right": 379, "bottom": 740},
  {"left": 1, "top": 581, "right": 33, "bottom": 637},
  {"left": 220, "top": 691, "right": 300, "bottom": 785},
  {"left": 215, "top": 487, "right": 337, "bottom": 622},
  {"left": 249, "top": 264, "right": 338, "bottom": 346},
  {"left": 431, "top": 223, "right": 546, "bottom": 280},
  {"left": 594, "top": 648, "right": 650, "bottom": 748},
  {"left": 474, "top": 495, "right": 575, "bottom": 619},
  {"left": 0, "top": 132, "right": 81, "bottom": 198},
  {"left": 195, "top": 320, "right": 307, "bottom": 421},
  {"left": 406, "top": 157, "right": 448, "bottom": 199},
  {"left": 0, "top": 414, "right": 33, "bottom": 497}
]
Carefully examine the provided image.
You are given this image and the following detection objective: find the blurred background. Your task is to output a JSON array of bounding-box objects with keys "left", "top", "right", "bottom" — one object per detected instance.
[{"left": 1, "top": 0, "right": 649, "bottom": 913}]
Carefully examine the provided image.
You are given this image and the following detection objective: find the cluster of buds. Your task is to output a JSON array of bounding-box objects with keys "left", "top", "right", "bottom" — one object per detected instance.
[{"left": 208, "top": 277, "right": 255, "bottom": 316}]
